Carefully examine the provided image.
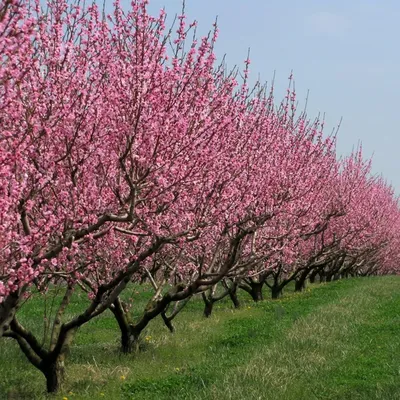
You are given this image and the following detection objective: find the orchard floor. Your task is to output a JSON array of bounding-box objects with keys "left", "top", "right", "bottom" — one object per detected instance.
[{"left": 1, "top": 276, "right": 400, "bottom": 399}]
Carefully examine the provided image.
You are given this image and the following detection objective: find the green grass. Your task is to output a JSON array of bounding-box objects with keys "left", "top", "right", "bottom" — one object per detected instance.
[{"left": 1, "top": 277, "right": 400, "bottom": 399}]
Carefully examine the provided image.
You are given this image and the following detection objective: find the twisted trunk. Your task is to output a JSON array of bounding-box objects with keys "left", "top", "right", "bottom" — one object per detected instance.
[
  {"left": 5, "top": 320, "right": 76, "bottom": 393},
  {"left": 161, "top": 297, "right": 192, "bottom": 332},
  {"left": 201, "top": 285, "right": 230, "bottom": 318}
]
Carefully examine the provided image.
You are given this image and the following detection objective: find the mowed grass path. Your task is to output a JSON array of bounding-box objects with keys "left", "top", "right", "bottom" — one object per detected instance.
[{"left": 1, "top": 276, "right": 400, "bottom": 399}]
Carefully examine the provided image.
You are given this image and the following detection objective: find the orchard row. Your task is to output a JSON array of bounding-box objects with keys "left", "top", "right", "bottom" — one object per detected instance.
[{"left": 0, "top": 0, "right": 399, "bottom": 393}]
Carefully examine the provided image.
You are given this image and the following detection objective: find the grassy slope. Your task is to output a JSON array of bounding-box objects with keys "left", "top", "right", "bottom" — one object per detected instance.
[{"left": 1, "top": 276, "right": 400, "bottom": 399}]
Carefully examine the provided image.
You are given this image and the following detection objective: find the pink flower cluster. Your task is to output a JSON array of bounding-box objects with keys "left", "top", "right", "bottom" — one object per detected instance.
[{"left": 0, "top": 0, "right": 399, "bottom": 304}]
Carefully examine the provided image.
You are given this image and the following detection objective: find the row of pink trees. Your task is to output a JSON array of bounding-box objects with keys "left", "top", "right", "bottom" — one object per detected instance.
[
  {"left": 1, "top": 0, "right": 400, "bottom": 393},
  {"left": 236, "top": 149, "right": 400, "bottom": 302}
]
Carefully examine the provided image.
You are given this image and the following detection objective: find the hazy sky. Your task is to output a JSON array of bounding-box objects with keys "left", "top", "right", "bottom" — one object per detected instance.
[{"left": 122, "top": 0, "right": 400, "bottom": 191}]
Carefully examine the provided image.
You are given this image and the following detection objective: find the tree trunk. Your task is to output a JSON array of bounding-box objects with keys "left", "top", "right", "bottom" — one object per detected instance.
[
  {"left": 326, "top": 274, "right": 332, "bottom": 282},
  {"left": 333, "top": 273, "right": 341, "bottom": 281},
  {"left": 5, "top": 289, "right": 76, "bottom": 394},
  {"left": 271, "top": 284, "right": 282, "bottom": 299},
  {"left": 161, "top": 312, "right": 175, "bottom": 333},
  {"left": 250, "top": 282, "right": 264, "bottom": 302},
  {"left": 160, "top": 297, "right": 192, "bottom": 333},
  {"left": 121, "top": 327, "right": 139, "bottom": 354},
  {"left": 295, "top": 269, "right": 309, "bottom": 292},
  {"left": 203, "top": 300, "right": 214, "bottom": 318},
  {"left": 201, "top": 293, "right": 214, "bottom": 318},
  {"left": 294, "top": 278, "right": 306, "bottom": 292},
  {"left": 309, "top": 269, "right": 320, "bottom": 284},
  {"left": 43, "top": 356, "right": 65, "bottom": 393},
  {"left": 0, "top": 290, "right": 22, "bottom": 338},
  {"left": 112, "top": 293, "right": 178, "bottom": 353},
  {"left": 111, "top": 298, "right": 138, "bottom": 354},
  {"left": 228, "top": 288, "right": 240, "bottom": 309}
]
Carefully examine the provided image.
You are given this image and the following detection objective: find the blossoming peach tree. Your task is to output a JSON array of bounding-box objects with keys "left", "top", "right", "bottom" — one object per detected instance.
[{"left": 0, "top": 0, "right": 273, "bottom": 391}]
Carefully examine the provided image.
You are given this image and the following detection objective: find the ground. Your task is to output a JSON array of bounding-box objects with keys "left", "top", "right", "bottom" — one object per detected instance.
[{"left": 1, "top": 276, "right": 400, "bottom": 399}]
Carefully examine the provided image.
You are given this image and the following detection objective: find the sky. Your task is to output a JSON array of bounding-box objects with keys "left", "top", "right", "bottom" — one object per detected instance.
[{"left": 121, "top": 0, "right": 400, "bottom": 192}]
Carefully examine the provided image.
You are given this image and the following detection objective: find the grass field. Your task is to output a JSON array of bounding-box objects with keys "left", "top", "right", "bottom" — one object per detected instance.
[{"left": 1, "top": 276, "right": 400, "bottom": 399}]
